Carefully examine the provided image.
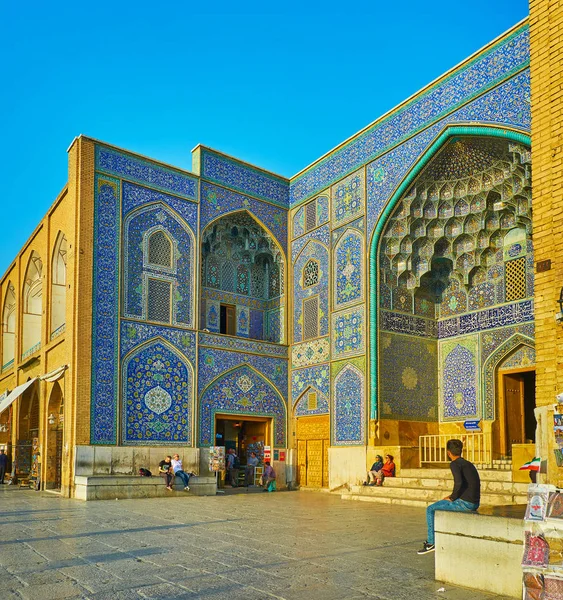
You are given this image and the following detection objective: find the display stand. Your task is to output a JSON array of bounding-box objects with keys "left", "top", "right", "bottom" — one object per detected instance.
[{"left": 209, "top": 447, "right": 225, "bottom": 495}]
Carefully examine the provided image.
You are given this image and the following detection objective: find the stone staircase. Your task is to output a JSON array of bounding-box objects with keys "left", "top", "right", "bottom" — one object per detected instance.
[{"left": 340, "top": 463, "right": 528, "bottom": 508}]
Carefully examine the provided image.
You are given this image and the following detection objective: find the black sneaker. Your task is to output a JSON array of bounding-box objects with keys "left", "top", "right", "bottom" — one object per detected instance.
[{"left": 417, "top": 542, "right": 435, "bottom": 555}]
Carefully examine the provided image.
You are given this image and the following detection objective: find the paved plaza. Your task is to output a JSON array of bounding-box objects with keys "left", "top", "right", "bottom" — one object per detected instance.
[{"left": 0, "top": 487, "right": 513, "bottom": 600}]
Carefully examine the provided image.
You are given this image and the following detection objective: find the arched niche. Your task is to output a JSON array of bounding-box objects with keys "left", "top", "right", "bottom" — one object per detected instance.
[
  {"left": 22, "top": 252, "right": 43, "bottom": 356},
  {"left": 51, "top": 232, "right": 67, "bottom": 338}
]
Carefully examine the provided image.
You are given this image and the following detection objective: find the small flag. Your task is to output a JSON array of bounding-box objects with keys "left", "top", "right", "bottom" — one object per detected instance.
[{"left": 520, "top": 457, "right": 541, "bottom": 472}]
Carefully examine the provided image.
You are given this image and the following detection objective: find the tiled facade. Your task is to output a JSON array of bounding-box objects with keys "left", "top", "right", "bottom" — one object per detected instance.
[{"left": 3, "top": 17, "right": 552, "bottom": 497}]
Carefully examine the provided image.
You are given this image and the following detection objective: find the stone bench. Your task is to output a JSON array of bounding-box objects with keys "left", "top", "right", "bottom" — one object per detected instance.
[
  {"left": 74, "top": 474, "right": 217, "bottom": 501},
  {"left": 435, "top": 505, "right": 524, "bottom": 598}
]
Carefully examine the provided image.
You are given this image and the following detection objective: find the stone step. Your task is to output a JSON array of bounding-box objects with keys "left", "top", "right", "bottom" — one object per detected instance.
[
  {"left": 400, "top": 468, "right": 514, "bottom": 482},
  {"left": 343, "top": 486, "right": 527, "bottom": 507},
  {"left": 368, "top": 477, "right": 528, "bottom": 494},
  {"left": 341, "top": 495, "right": 430, "bottom": 508}
]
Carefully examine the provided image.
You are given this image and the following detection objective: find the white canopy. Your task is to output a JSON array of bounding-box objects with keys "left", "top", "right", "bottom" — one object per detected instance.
[
  {"left": 40, "top": 365, "right": 68, "bottom": 383},
  {"left": 0, "top": 378, "right": 38, "bottom": 415}
]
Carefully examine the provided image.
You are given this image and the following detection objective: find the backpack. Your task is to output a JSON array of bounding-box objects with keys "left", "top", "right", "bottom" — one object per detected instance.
[
  {"left": 139, "top": 468, "right": 152, "bottom": 477},
  {"left": 233, "top": 456, "right": 241, "bottom": 469}
]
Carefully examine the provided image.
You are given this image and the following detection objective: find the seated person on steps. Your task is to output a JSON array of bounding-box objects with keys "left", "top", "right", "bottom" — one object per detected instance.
[
  {"left": 158, "top": 455, "right": 175, "bottom": 491},
  {"left": 375, "top": 454, "right": 396, "bottom": 486},
  {"left": 260, "top": 461, "right": 276, "bottom": 491},
  {"left": 366, "top": 455, "right": 383, "bottom": 485}
]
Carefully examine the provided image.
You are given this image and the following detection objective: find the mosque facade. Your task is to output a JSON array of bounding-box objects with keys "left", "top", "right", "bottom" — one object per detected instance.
[{"left": 0, "top": 18, "right": 551, "bottom": 496}]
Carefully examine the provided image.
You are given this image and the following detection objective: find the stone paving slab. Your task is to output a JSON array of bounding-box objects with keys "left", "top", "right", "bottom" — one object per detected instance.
[{"left": 0, "top": 486, "right": 515, "bottom": 599}]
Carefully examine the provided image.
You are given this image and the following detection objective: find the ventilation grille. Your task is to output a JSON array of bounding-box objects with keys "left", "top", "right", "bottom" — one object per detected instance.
[
  {"left": 303, "top": 296, "right": 319, "bottom": 340},
  {"left": 505, "top": 257, "right": 526, "bottom": 302},
  {"left": 305, "top": 200, "right": 317, "bottom": 232},
  {"left": 303, "top": 259, "right": 319, "bottom": 288},
  {"left": 148, "top": 231, "right": 172, "bottom": 267},
  {"left": 147, "top": 278, "right": 172, "bottom": 323}
]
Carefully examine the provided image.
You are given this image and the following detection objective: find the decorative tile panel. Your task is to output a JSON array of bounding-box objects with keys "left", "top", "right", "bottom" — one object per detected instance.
[
  {"left": 291, "top": 337, "right": 330, "bottom": 368},
  {"left": 122, "top": 340, "right": 193, "bottom": 445},
  {"left": 380, "top": 310, "right": 437, "bottom": 338},
  {"left": 294, "top": 388, "right": 329, "bottom": 417},
  {"left": 120, "top": 322, "right": 196, "bottom": 364},
  {"left": 206, "top": 300, "right": 220, "bottom": 333},
  {"left": 291, "top": 364, "right": 330, "bottom": 403},
  {"left": 96, "top": 146, "right": 198, "bottom": 200},
  {"left": 199, "top": 366, "right": 287, "bottom": 447},
  {"left": 331, "top": 169, "right": 365, "bottom": 228},
  {"left": 379, "top": 334, "right": 438, "bottom": 421},
  {"left": 332, "top": 359, "right": 366, "bottom": 446},
  {"left": 294, "top": 239, "right": 329, "bottom": 343},
  {"left": 198, "top": 333, "right": 288, "bottom": 358},
  {"left": 290, "top": 26, "right": 529, "bottom": 205},
  {"left": 236, "top": 306, "right": 249, "bottom": 337},
  {"left": 291, "top": 223, "right": 330, "bottom": 263},
  {"left": 91, "top": 176, "right": 120, "bottom": 444},
  {"left": 440, "top": 336, "right": 479, "bottom": 420},
  {"left": 200, "top": 148, "right": 289, "bottom": 207},
  {"left": 498, "top": 345, "right": 535, "bottom": 370},
  {"left": 334, "top": 228, "right": 364, "bottom": 308},
  {"left": 332, "top": 306, "right": 365, "bottom": 358}
]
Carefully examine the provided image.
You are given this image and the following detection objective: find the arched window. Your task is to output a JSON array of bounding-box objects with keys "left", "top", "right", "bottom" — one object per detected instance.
[
  {"left": 22, "top": 252, "right": 42, "bottom": 357},
  {"left": 147, "top": 231, "right": 172, "bottom": 268},
  {"left": 303, "top": 259, "right": 320, "bottom": 288},
  {"left": 51, "top": 232, "right": 67, "bottom": 338},
  {"left": 2, "top": 283, "right": 15, "bottom": 369}
]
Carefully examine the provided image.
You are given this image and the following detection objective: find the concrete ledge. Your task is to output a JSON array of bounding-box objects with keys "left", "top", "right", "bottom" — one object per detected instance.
[
  {"left": 74, "top": 475, "right": 217, "bottom": 501},
  {"left": 435, "top": 509, "right": 523, "bottom": 598}
]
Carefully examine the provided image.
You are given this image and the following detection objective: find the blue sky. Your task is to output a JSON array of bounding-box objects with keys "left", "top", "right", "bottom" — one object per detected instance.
[{"left": 0, "top": 1, "right": 528, "bottom": 274}]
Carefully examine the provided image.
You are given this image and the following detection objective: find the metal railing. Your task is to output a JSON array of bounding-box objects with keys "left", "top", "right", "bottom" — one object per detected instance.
[{"left": 419, "top": 432, "right": 492, "bottom": 467}]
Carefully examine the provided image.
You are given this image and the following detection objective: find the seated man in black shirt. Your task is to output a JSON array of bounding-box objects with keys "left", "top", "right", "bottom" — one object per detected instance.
[{"left": 418, "top": 438, "right": 480, "bottom": 555}]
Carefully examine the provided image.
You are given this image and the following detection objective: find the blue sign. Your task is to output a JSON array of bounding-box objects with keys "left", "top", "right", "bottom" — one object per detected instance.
[{"left": 464, "top": 420, "right": 481, "bottom": 431}]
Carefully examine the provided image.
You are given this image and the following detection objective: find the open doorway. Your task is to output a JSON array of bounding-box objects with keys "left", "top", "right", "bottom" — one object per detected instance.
[
  {"left": 215, "top": 415, "right": 271, "bottom": 464},
  {"left": 496, "top": 368, "right": 536, "bottom": 457}
]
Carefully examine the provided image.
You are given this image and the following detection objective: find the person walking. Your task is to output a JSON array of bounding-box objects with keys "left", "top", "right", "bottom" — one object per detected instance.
[
  {"left": 226, "top": 448, "right": 240, "bottom": 488},
  {"left": 171, "top": 454, "right": 195, "bottom": 491},
  {"left": 418, "top": 439, "right": 480, "bottom": 554},
  {"left": 0, "top": 449, "right": 7, "bottom": 484}
]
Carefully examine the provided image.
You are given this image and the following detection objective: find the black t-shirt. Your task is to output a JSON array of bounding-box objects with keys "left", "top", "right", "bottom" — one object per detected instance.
[
  {"left": 159, "top": 460, "right": 172, "bottom": 473},
  {"left": 450, "top": 457, "right": 480, "bottom": 504}
]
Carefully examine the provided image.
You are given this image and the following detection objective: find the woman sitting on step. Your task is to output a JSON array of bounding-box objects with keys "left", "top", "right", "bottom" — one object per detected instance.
[{"left": 375, "top": 454, "right": 396, "bottom": 486}]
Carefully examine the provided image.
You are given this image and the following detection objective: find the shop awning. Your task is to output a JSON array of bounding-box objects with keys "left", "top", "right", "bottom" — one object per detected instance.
[
  {"left": 0, "top": 378, "right": 38, "bottom": 415},
  {"left": 40, "top": 365, "right": 68, "bottom": 383}
]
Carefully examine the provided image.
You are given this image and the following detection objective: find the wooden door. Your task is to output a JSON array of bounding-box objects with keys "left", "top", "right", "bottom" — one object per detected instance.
[
  {"left": 504, "top": 373, "right": 525, "bottom": 446},
  {"left": 306, "top": 440, "right": 324, "bottom": 487}
]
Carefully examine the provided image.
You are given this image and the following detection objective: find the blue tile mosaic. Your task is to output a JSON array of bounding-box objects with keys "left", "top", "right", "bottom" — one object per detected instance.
[
  {"left": 123, "top": 203, "right": 195, "bottom": 327},
  {"left": 333, "top": 362, "right": 365, "bottom": 446},
  {"left": 120, "top": 322, "right": 196, "bottom": 364},
  {"left": 334, "top": 229, "right": 364, "bottom": 308},
  {"left": 200, "top": 149, "right": 289, "bottom": 207},
  {"left": 199, "top": 365, "right": 287, "bottom": 447},
  {"left": 380, "top": 310, "right": 437, "bottom": 338},
  {"left": 331, "top": 170, "right": 365, "bottom": 228},
  {"left": 91, "top": 176, "right": 120, "bottom": 444},
  {"left": 122, "top": 340, "right": 193, "bottom": 445},
  {"left": 290, "top": 26, "right": 529, "bottom": 205},
  {"left": 331, "top": 306, "right": 365, "bottom": 358},
  {"left": 291, "top": 364, "right": 330, "bottom": 403},
  {"left": 291, "top": 223, "right": 330, "bottom": 263},
  {"left": 198, "top": 332, "right": 288, "bottom": 358},
  {"left": 201, "top": 182, "right": 287, "bottom": 254},
  {"left": 96, "top": 146, "right": 198, "bottom": 201},
  {"left": 293, "top": 239, "right": 329, "bottom": 343},
  {"left": 122, "top": 182, "right": 198, "bottom": 232},
  {"left": 441, "top": 337, "right": 479, "bottom": 420},
  {"left": 294, "top": 388, "right": 329, "bottom": 417}
]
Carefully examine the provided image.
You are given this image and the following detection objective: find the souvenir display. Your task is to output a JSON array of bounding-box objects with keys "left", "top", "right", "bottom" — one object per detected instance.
[
  {"left": 526, "top": 485, "right": 552, "bottom": 522},
  {"left": 523, "top": 571, "right": 543, "bottom": 600},
  {"left": 522, "top": 530, "right": 550, "bottom": 569},
  {"left": 545, "top": 574, "right": 563, "bottom": 599},
  {"left": 548, "top": 493, "right": 563, "bottom": 520}
]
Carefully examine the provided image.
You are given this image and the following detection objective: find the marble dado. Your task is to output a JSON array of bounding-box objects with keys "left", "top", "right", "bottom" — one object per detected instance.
[
  {"left": 198, "top": 332, "right": 288, "bottom": 358},
  {"left": 292, "top": 337, "right": 330, "bottom": 368},
  {"left": 380, "top": 300, "right": 534, "bottom": 340}
]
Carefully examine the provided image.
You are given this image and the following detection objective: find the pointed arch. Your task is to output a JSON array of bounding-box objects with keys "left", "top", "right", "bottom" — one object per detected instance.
[
  {"left": 51, "top": 232, "right": 67, "bottom": 337},
  {"left": 123, "top": 203, "right": 195, "bottom": 328},
  {"left": 334, "top": 227, "right": 364, "bottom": 308},
  {"left": 2, "top": 282, "right": 16, "bottom": 369},
  {"left": 22, "top": 251, "right": 43, "bottom": 357},
  {"left": 333, "top": 363, "right": 365, "bottom": 446},
  {"left": 293, "top": 385, "right": 329, "bottom": 416},
  {"left": 121, "top": 337, "right": 194, "bottom": 445},
  {"left": 369, "top": 125, "right": 531, "bottom": 419},
  {"left": 482, "top": 333, "right": 535, "bottom": 421},
  {"left": 199, "top": 364, "right": 287, "bottom": 447}
]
